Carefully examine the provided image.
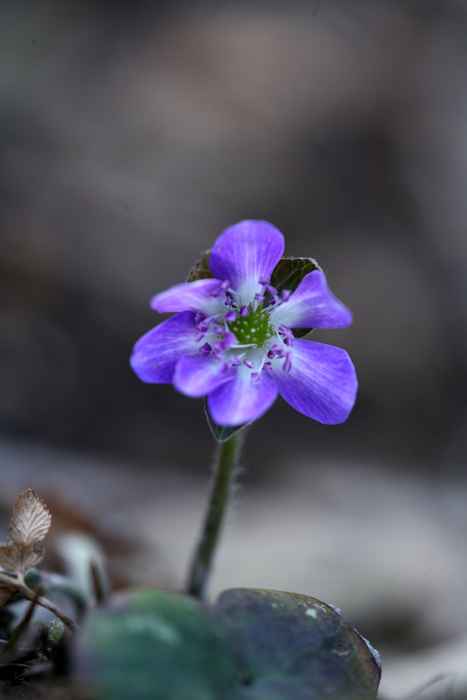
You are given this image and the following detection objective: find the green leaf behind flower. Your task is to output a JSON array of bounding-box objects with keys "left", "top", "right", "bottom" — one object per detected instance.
[
  {"left": 77, "top": 588, "right": 381, "bottom": 700},
  {"left": 186, "top": 250, "right": 214, "bottom": 283},
  {"left": 270, "top": 257, "right": 322, "bottom": 294}
]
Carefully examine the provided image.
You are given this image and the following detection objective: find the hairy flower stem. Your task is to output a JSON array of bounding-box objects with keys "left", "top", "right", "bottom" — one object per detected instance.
[{"left": 186, "top": 431, "right": 244, "bottom": 599}]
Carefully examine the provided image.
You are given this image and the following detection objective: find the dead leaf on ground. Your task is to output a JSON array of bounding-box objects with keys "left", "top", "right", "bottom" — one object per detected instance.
[
  {"left": 0, "top": 586, "right": 15, "bottom": 605},
  {"left": 0, "top": 489, "right": 52, "bottom": 579}
]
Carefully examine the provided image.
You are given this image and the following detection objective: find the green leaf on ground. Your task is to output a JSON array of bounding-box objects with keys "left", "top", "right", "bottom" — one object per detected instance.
[
  {"left": 78, "top": 585, "right": 381, "bottom": 700},
  {"left": 215, "top": 588, "right": 381, "bottom": 700},
  {"left": 78, "top": 589, "right": 240, "bottom": 700}
]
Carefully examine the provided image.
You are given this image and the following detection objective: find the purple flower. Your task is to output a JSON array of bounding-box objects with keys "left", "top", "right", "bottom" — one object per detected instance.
[{"left": 130, "top": 221, "right": 357, "bottom": 426}]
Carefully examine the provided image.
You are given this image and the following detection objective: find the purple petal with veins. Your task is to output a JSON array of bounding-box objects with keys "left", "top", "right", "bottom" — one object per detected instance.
[
  {"left": 173, "top": 355, "right": 236, "bottom": 398},
  {"left": 208, "top": 370, "right": 278, "bottom": 426},
  {"left": 209, "top": 220, "right": 284, "bottom": 301},
  {"left": 270, "top": 270, "right": 353, "bottom": 329},
  {"left": 271, "top": 338, "right": 357, "bottom": 424},
  {"left": 130, "top": 311, "right": 199, "bottom": 383},
  {"left": 151, "top": 278, "right": 225, "bottom": 316}
]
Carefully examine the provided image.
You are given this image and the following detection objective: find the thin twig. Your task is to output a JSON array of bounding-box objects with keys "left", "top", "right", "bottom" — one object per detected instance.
[
  {"left": 0, "top": 571, "right": 79, "bottom": 632},
  {"left": 2, "top": 589, "right": 41, "bottom": 654}
]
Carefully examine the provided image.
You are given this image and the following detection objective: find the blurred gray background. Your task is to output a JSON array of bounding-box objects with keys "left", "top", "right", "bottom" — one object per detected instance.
[
  {"left": 2, "top": 1, "right": 467, "bottom": 696},
  {"left": 2, "top": 0, "right": 467, "bottom": 470}
]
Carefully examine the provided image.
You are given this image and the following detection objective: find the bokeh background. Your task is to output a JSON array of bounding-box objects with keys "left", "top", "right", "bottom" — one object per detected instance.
[{"left": 2, "top": 1, "right": 467, "bottom": 696}]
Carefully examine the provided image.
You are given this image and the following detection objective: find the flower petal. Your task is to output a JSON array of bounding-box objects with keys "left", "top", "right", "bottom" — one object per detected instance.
[
  {"left": 207, "top": 367, "right": 278, "bottom": 426},
  {"left": 173, "top": 355, "right": 236, "bottom": 397},
  {"left": 209, "top": 220, "right": 284, "bottom": 300},
  {"left": 151, "top": 278, "right": 226, "bottom": 316},
  {"left": 130, "top": 311, "right": 199, "bottom": 383},
  {"left": 269, "top": 270, "right": 353, "bottom": 329},
  {"left": 271, "top": 339, "right": 357, "bottom": 424}
]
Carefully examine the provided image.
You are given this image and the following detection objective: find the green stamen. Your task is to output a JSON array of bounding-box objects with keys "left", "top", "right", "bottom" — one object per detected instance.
[{"left": 228, "top": 307, "right": 273, "bottom": 347}]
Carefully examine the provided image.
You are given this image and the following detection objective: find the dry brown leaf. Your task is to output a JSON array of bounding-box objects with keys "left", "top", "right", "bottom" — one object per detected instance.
[{"left": 0, "top": 489, "right": 52, "bottom": 577}]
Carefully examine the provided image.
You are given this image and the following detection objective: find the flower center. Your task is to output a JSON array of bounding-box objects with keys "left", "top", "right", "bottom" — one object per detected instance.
[{"left": 227, "top": 306, "right": 273, "bottom": 348}]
